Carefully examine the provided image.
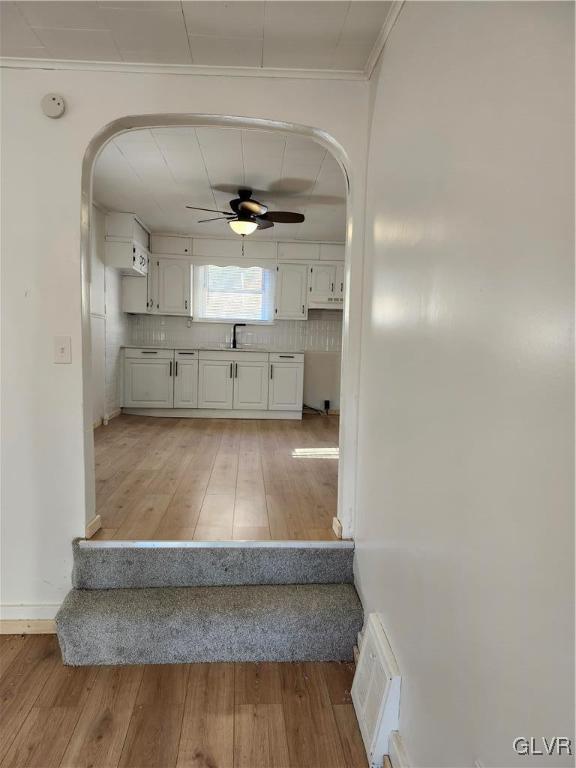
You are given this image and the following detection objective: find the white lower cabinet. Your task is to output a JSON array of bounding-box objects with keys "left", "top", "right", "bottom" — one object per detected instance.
[
  {"left": 123, "top": 349, "right": 174, "bottom": 408},
  {"left": 174, "top": 351, "right": 198, "bottom": 408},
  {"left": 268, "top": 354, "right": 304, "bottom": 411},
  {"left": 198, "top": 359, "right": 234, "bottom": 409},
  {"left": 233, "top": 359, "right": 269, "bottom": 410},
  {"left": 124, "top": 349, "right": 303, "bottom": 415}
]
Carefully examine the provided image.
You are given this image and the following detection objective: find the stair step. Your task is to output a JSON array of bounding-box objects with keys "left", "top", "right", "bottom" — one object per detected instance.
[
  {"left": 56, "top": 583, "right": 363, "bottom": 666},
  {"left": 73, "top": 539, "right": 354, "bottom": 589}
]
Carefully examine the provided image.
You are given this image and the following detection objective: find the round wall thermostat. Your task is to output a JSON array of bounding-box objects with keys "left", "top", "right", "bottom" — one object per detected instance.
[{"left": 41, "top": 94, "right": 66, "bottom": 118}]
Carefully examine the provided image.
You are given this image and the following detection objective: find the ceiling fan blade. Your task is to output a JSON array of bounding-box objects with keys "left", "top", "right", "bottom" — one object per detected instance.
[
  {"left": 186, "top": 205, "right": 231, "bottom": 215},
  {"left": 238, "top": 199, "right": 268, "bottom": 216},
  {"left": 197, "top": 216, "right": 235, "bottom": 223},
  {"left": 261, "top": 193, "right": 345, "bottom": 206},
  {"left": 256, "top": 217, "right": 274, "bottom": 230},
  {"left": 261, "top": 211, "right": 305, "bottom": 224},
  {"left": 212, "top": 184, "right": 269, "bottom": 197}
]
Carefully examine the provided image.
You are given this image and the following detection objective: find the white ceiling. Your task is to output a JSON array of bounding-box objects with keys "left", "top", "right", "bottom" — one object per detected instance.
[
  {"left": 0, "top": 1, "right": 393, "bottom": 72},
  {"left": 93, "top": 126, "right": 347, "bottom": 241}
]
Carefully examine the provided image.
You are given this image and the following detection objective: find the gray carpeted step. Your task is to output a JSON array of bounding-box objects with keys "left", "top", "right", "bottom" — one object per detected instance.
[
  {"left": 56, "top": 583, "right": 363, "bottom": 666},
  {"left": 73, "top": 539, "right": 354, "bottom": 589}
]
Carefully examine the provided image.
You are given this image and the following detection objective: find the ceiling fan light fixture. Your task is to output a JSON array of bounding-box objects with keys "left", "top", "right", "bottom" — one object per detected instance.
[{"left": 229, "top": 218, "right": 258, "bottom": 236}]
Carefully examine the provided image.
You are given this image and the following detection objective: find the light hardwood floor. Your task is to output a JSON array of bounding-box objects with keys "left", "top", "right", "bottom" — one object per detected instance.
[
  {"left": 0, "top": 635, "right": 372, "bottom": 768},
  {"left": 94, "top": 414, "right": 339, "bottom": 541}
]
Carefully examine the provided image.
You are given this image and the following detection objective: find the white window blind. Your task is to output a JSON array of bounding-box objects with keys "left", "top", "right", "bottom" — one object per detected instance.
[{"left": 194, "top": 264, "right": 275, "bottom": 322}]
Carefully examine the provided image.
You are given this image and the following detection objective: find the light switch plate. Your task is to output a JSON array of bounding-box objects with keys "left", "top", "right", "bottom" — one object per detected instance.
[{"left": 54, "top": 335, "right": 72, "bottom": 364}]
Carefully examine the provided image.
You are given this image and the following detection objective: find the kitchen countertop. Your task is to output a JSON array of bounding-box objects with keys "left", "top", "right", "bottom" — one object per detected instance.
[{"left": 121, "top": 345, "right": 306, "bottom": 354}]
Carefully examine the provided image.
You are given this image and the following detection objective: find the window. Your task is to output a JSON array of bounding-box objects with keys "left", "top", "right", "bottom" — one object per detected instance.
[{"left": 194, "top": 265, "right": 275, "bottom": 322}]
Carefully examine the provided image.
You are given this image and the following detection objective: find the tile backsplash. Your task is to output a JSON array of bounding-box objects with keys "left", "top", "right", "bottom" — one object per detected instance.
[{"left": 129, "top": 310, "right": 342, "bottom": 352}]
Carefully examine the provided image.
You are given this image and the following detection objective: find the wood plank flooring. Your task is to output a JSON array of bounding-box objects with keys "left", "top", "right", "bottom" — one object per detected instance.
[
  {"left": 94, "top": 414, "right": 339, "bottom": 541},
  {"left": 0, "top": 635, "right": 370, "bottom": 768}
]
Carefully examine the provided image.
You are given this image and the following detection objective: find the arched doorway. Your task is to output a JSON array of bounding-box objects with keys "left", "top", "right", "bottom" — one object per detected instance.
[{"left": 80, "top": 114, "right": 359, "bottom": 539}]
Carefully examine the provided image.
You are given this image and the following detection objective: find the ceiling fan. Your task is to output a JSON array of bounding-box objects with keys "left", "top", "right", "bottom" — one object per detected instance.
[{"left": 186, "top": 187, "right": 305, "bottom": 236}]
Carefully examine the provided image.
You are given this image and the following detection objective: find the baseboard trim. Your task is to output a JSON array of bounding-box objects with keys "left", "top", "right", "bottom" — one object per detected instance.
[
  {"left": 122, "top": 408, "right": 302, "bottom": 420},
  {"left": 0, "top": 619, "right": 56, "bottom": 634},
  {"left": 103, "top": 408, "right": 121, "bottom": 426},
  {"left": 332, "top": 517, "right": 343, "bottom": 539},
  {"left": 86, "top": 514, "right": 102, "bottom": 539},
  {"left": 389, "top": 732, "right": 411, "bottom": 768}
]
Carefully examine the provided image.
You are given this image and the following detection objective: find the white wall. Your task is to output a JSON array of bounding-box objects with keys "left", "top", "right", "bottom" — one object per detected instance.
[
  {"left": 0, "top": 66, "right": 368, "bottom": 617},
  {"left": 355, "top": 3, "right": 574, "bottom": 767}
]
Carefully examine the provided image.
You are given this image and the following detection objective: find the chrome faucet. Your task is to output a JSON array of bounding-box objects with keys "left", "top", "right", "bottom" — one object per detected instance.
[{"left": 232, "top": 323, "right": 246, "bottom": 349}]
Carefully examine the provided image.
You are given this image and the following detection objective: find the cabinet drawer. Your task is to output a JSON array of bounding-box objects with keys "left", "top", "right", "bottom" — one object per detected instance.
[
  {"left": 199, "top": 350, "right": 268, "bottom": 362},
  {"left": 269, "top": 353, "right": 304, "bottom": 363},
  {"left": 124, "top": 348, "right": 174, "bottom": 359}
]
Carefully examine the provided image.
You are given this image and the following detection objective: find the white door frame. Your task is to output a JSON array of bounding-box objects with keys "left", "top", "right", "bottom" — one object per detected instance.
[{"left": 80, "top": 113, "right": 362, "bottom": 538}]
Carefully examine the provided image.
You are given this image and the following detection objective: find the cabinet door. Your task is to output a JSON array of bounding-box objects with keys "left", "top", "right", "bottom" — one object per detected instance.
[
  {"left": 269, "top": 363, "right": 304, "bottom": 411},
  {"left": 309, "top": 264, "right": 336, "bottom": 302},
  {"left": 150, "top": 234, "right": 192, "bottom": 255},
  {"left": 157, "top": 258, "right": 192, "bottom": 316},
  {"left": 174, "top": 359, "right": 198, "bottom": 408},
  {"left": 147, "top": 259, "right": 159, "bottom": 313},
  {"left": 335, "top": 263, "right": 345, "bottom": 297},
  {"left": 123, "top": 358, "right": 174, "bottom": 408},
  {"left": 122, "top": 275, "right": 148, "bottom": 314},
  {"left": 198, "top": 360, "right": 233, "bottom": 409},
  {"left": 233, "top": 361, "right": 269, "bottom": 410},
  {"left": 275, "top": 264, "right": 308, "bottom": 320}
]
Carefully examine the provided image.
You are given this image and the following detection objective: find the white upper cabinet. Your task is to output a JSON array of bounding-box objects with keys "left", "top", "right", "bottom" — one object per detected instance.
[
  {"left": 319, "top": 244, "right": 345, "bottom": 262},
  {"left": 106, "top": 212, "right": 149, "bottom": 248},
  {"left": 157, "top": 259, "right": 192, "bottom": 316},
  {"left": 150, "top": 234, "right": 192, "bottom": 255},
  {"left": 105, "top": 240, "right": 148, "bottom": 277},
  {"left": 275, "top": 263, "right": 308, "bottom": 320},
  {"left": 278, "top": 242, "right": 320, "bottom": 261},
  {"left": 243, "top": 241, "right": 277, "bottom": 261},
  {"left": 335, "top": 263, "right": 345, "bottom": 299},
  {"left": 233, "top": 360, "right": 269, "bottom": 410},
  {"left": 122, "top": 275, "right": 148, "bottom": 314},
  {"left": 105, "top": 213, "right": 149, "bottom": 277},
  {"left": 193, "top": 238, "right": 242, "bottom": 260},
  {"left": 309, "top": 263, "right": 336, "bottom": 303}
]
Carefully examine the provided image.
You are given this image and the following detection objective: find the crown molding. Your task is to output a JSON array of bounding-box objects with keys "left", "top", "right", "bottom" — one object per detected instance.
[
  {"left": 364, "top": 0, "right": 405, "bottom": 79},
  {"left": 0, "top": 56, "right": 367, "bottom": 81}
]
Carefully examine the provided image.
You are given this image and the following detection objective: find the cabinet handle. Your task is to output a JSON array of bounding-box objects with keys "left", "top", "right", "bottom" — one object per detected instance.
[
  {"left": 178, "top": 351, "right": 196, "bottom": 355},
  {"left": 341, "top": 282, "right": 344, "bottom": 292},
  {"left": 229, "top": 362, "right": 233, "bottom": 378},
  {"left": 279, "top": 355, "right": 294, "bottom": 359},
  {"left": 169, "top": 361, "right": 173, "bottom": 377},
  {"left": 175, "top": 361, "right": 178, "bottom": 376},
  {"left": 270, "top": 364, "right": 273, "bottom": 379},
  {"left": 331, "top": 282, "right": 334, "bottom": 292},
  {"left": 185, "top": 300, "right": 188, "bottom": 310},
  {"left": 141, "top": 351, "right": 157, "bottom": 354},
  {"left": 302, "top": 304, "right": 305, "bottom": 314},
  {"left": 234, "top": 362, "right": 238, "bottom": 378}
]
